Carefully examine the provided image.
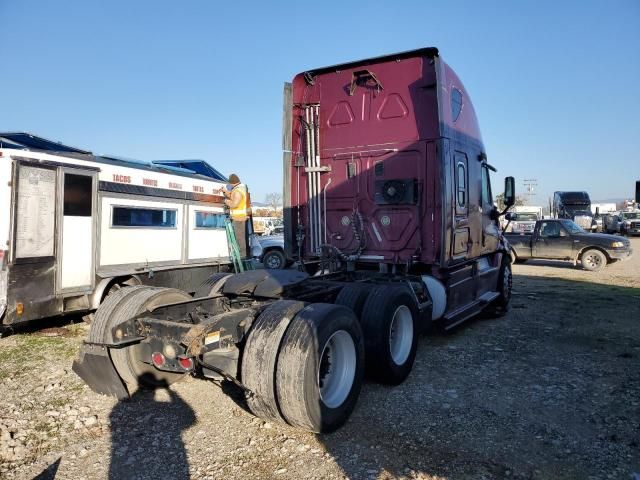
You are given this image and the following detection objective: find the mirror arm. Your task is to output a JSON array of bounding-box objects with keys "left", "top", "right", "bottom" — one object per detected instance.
[{"left": 501, "top": 218, "right": 512, "bottom": 234}]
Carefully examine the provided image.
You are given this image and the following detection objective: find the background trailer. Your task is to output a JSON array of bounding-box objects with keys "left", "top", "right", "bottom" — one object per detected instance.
[{"left": 0, "top": 133, "right": 232, "bottom": 327}]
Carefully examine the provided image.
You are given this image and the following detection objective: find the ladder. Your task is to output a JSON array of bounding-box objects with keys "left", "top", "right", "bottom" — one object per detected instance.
[{"left": 225, "top": 218, "right": 253, "bottom": 273}]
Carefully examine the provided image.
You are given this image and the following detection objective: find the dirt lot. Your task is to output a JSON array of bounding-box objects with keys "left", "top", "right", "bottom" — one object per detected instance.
[{"left": 1, "top": 239, "right": 639, "bottom": 480}]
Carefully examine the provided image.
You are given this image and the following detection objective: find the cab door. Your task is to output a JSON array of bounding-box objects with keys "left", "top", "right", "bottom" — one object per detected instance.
[
  {"left": 56, "top": 168, "right": 97, "bottom": 294},
  {"left": 533, "top": 221, "right": 573, "bottom": 259},
  {"left": 451, "top": 152, "right": 469, "bottom": 260}
]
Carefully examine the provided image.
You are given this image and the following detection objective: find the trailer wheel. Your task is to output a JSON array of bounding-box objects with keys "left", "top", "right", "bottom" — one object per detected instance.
[
  {"left": 360, "top": 286, "right": 418, "bottom": 385},
  {"left": 88, "top": 286, "right": 192, "bottom": 392},
  {"left": 484, "top": 257, "right": 512, "bottom": 318},
  {"left": 241, "top": 300, "right": 306, "bottom": 423},
  {"left": 581, "top": 249, "right": 607, "bottom": 271},
  {"left": 276, "top": 304, "right": 364, "bottom": 433},
  {"left": 334, "top": 284, "right": 370, "bottom": 319},
  {"left": 193, "top": 272, "right": 232, "bottom": 298}
]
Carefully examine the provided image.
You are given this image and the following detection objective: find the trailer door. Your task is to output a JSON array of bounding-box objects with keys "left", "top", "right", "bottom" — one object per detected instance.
[{"left": 57, "top": 169, "right": 96, "bottom": 293}]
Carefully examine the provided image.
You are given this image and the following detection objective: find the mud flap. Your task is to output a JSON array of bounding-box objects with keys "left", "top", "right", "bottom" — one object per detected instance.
[{"left": 72, "top": 343, "right": 129, "bottom": 399}]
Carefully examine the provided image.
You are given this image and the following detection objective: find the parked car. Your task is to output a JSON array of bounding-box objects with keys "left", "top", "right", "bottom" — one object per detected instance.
[
  {"left": 505, "top": 216, "right": 632, "bottom": 271},
  {"left": 251, "top": 234, "right": 287, "bottom": 269}
]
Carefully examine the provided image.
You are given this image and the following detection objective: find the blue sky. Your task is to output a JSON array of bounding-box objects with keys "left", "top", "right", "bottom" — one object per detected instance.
[{"left": 1, "top": 0, "right": 638, "bottom": 205}]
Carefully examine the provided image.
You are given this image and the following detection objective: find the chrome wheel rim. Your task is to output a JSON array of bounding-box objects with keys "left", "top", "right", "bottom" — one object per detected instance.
[
  {"left": 318, "top": 330, "right": 356, "bottom": 409},
  {"left": 585, "top": 253, "right": 602, "bottom": 269},
  {"left": 389, "top": 305, "right": 413, "bottom": 365}
]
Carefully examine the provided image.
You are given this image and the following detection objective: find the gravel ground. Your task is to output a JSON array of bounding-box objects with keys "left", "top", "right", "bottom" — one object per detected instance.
[{"left": 1, "top": 238, "right": 639, "bottom": 480}]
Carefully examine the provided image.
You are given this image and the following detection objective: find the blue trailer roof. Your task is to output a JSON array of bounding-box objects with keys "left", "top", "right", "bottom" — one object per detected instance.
[
  {"left": 0, "top": 132, "right": 226, "bottom": 182},
  {"left": 0, "top": 132, "right": 92, "bottom": 154}
]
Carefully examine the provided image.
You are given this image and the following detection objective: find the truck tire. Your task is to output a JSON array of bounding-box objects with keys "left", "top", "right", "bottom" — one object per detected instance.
[
  {"left": 334, "top": 284, "right": 370, "bottom": 319},
  {"left": 276, "top": 303, "right": 365, "bottom": 433},
  {"left": 581, "top": 248, "right": 607, "bottom": 271},
  {"left": 241, "top": 300, "right": 306, "bottom": 424},
  {"left": 193, "top": 272, "right": 232, "bottom": 298},
  {"left": 88, "top": 286, "right": 192, "bottom": 392},
  {"left": 484, "top": 257, "right": 512, "bottom": 318},
  {"left": 263, "top": 250, "right": 286, "bottom": 269},
  {"left": 360, "top": 286, "right": 419, "bottom": 385}
]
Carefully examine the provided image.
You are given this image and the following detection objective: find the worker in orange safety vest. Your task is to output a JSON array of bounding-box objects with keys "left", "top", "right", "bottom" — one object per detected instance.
[{"left": 218, "top": 173, "right": 251, "bottom": 258}]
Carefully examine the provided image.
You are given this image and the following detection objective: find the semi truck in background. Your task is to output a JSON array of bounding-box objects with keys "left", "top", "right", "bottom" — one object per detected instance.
[
  {"left": 0, "top": 133, "right": 232, "bottom": 329},
  {"left": 74, "top": 48, "right": 516, "bottom": 433},
  {"left": 553, "top": 191, "right": 596, "bottom": 231}
]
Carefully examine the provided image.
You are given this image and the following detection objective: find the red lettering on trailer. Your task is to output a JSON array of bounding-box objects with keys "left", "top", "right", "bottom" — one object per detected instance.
[
  {"left": 168, "top": 182, "right": 182, "bottom": 189},
  {"left": 193, "top": 185, "right": 204, "bottom": 193},
  {"left": 143, "top": 178, "right": 158, "bottom": 187},
  {"left": 113, "top": 174, "right": 131, "bottom": 183}
]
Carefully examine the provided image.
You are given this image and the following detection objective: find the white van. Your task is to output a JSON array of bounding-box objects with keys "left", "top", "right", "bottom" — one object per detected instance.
[{"left": 0, "top": 133, "right": 232, "bottom": 327}]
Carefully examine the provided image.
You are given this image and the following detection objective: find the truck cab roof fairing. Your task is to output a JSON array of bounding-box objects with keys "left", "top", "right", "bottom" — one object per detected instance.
[{"left": 435, "top": 60, "right": 483, "bottom": 146}]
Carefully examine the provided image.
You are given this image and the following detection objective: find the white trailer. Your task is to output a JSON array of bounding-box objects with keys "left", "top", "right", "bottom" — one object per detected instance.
[
  {"left": 0, "top": 133, "right": 232, "bottom": 327},
  {"left": 591, "top": 203, "right": 617, "bottom": 214}
]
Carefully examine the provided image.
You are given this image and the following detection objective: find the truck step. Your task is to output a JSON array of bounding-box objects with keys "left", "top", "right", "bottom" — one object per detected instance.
[{"left": 443, "top": 291, "right": 499, "bottom": 330}]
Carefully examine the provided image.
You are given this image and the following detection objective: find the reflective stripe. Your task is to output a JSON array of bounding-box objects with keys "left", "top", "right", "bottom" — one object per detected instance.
[{"left": 230, "top": 184, "right": 249, "bottom": 220}]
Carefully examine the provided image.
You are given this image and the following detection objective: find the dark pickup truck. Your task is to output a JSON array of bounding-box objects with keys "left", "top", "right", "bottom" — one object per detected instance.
[{"left": 505, "top": 217, "right": 633, "bottom": 271}]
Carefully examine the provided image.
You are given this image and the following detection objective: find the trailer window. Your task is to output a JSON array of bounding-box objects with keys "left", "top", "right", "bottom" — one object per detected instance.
[
  {"left": 456, "top": 162, "right": 467, "bottom": 208},
  {"left": 63, "top": 174, "right": 93, "bottom": 217},
  {"left": 111, "top": 206, "right": 177, "bottom": 228},
  {"left": 195, "top": 211, "right": 226, "bottom": 229}
]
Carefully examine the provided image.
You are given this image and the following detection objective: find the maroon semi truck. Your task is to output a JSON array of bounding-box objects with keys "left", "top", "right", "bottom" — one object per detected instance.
[{"left": 74, "top": 48, "right": 516, "bottom": 433}]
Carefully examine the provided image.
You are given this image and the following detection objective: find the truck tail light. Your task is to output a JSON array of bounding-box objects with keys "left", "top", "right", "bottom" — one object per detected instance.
[
  {"left": 151, "top": 352, "right": 166, "bottom": 368},
  {"left": 178, "top": 356, "right": 194, "bottom": 371}
]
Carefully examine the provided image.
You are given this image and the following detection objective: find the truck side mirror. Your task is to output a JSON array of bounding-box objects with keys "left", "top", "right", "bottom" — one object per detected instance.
[{"left": 504, "top": 177, "right": 516, "bottom": 208}]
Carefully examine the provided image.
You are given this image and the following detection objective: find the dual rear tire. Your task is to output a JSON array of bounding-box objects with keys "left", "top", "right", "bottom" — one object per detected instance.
[
  {"left": 88, "top": 286, "right": 192, "bottom": 393},
  {"left": 242, "top": 301, "right": 365, "bottom": 433},
  {"left": 242, "top": 284, "right": 420, "bottom": 432}
]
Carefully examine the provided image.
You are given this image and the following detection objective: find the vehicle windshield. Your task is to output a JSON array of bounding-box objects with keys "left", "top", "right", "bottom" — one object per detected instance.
[
  {"left": 571, "top": 210, "right": 593, "bottom": 217},
  {"left": 560, "top": 219, "right": 585, "bottom": 234},
  {"left": 516, "top": 213, "right": 538, "bottom": 221},
  {"left": 621, "top": 212, "right": 640, "bottom": 220}
]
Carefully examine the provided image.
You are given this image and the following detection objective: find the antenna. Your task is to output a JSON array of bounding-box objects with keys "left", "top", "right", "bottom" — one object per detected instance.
[{"left": 522, "top": 178, "right": 538, "bottom": 204}]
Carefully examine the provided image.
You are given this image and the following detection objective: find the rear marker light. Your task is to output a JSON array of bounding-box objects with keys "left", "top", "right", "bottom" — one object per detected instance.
[
  {"left": 178, "top": 356, "right": 194, "bottom": 371},
  {"left": 151, "top": 352, "right": 166, "bottom": 368},
  {"left": 16, "top": 303, "right": 24, "bottom": 315}
]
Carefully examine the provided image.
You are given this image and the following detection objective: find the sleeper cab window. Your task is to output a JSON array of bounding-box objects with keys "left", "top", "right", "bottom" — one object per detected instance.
[
  {"left": 111, "top": 206, "right": 177, "bottom": 228},
  {"left": 456, "top": 162, "right": 467, "bottom": 207},
  {"left": 451, "top": 88, "right": 463, "bottom": 122},
  {"left": 195, "top": 211, "right": 226, "bottom": 229}
]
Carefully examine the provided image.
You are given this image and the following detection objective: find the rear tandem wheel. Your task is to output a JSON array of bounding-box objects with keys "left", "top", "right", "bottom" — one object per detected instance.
[
  {"left": 359, "top": 286, "right": 419, "bottom": 385},
  {"left": 275, "top": 303, "right": 365, "bottom": 433},
  {"left": 88, "top": 286, "right": 192, "bottom": 393}
]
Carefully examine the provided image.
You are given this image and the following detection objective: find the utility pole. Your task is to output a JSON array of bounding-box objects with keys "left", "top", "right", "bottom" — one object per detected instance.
[{"left": 523, "top": 178, "right": 538, "bottom": 204}]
